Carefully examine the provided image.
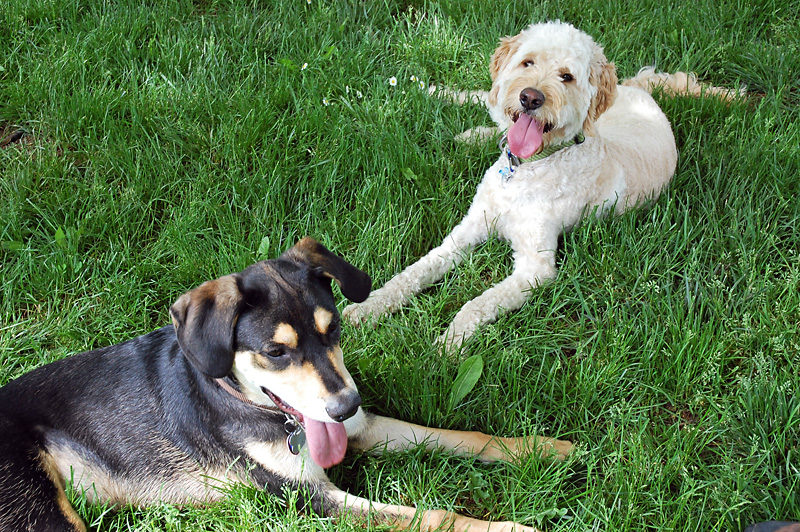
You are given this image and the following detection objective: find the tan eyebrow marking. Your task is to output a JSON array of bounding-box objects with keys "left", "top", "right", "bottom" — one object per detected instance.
[
  {"left": 314, "top": 307, "right": 333, "bottom": 335},
  {"left": 328, "top": 345, "right": 346, "bottom": 374},
  {"left": 272, "top": 323, "right": 298, "bottom": 349}
]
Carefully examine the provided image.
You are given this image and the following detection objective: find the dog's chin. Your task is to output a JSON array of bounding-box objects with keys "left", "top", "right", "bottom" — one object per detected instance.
[{"left": 261, "top": 386, "right": 349, "bottom": 469}]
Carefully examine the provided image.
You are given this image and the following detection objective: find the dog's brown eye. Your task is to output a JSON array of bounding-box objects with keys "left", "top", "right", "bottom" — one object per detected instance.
[
  {"left": 522, "top": 60, "right": 534, "bottom": 68},
  {"left": 262, "top": 347, "right": 285, "bottom": 359},
  {"left": 561, "top": 73, "right": 574, "bottom": 82}
]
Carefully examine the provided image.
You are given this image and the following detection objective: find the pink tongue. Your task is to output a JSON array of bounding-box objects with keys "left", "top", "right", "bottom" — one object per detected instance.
[
  {"left": 507, "top": 114, "right": 545, "bottom": 159},
  {"left": 303, "top": 417, "right": 348, "bottom": 468}
]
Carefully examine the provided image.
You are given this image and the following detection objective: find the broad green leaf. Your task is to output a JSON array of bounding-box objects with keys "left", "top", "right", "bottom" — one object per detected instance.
[
  {"left": 448, "top": 354, "right": 483, "bottom": 411},
  {"left": 1, "top": 241, "right": 23, "bottom": 251},
  {"left": 257, "top": 236, "right": 271, "bottom": 259},
  {"left": 54, "top": 227, "right": 67, "bottom": 249}
]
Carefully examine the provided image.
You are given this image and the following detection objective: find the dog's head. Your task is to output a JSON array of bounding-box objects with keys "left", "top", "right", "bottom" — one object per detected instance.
[
  {"left": 169, "top": 237, "right": 371, "bottom": 468},
  {"left": 487, "top": 21, "right": 617, "bottom": 158}
]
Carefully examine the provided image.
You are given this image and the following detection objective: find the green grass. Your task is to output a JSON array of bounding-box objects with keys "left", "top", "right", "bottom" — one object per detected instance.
[{"left": 1, "top": 0, "right": 799, "bottom": 530}]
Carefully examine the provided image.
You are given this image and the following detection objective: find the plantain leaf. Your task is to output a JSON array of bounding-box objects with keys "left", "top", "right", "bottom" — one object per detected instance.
[
  {"left": 54, "top": 227, "right": 67, "bottom": 249},
  {"left": 1, "top": 241, "right": 23, "bottom": 251},
  {"left": 257, "top": 235, "right": 271, "bottom": 259},
  {"left": 448, "top": 354, "right": 483, "bottom": 412}
]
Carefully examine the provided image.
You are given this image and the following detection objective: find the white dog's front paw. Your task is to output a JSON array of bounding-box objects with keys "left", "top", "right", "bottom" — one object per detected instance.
[
  {"left": 342, "top": 302, "right": 371, "bottom": 326},
  {"left": 436, "top": 298, "right": 497, "bottom": 353},
  {"left": 342, "top": 295, "right": 395, "bottom": 326},
  {"left": 436, "top": 324, "right": 473, "bottom": 355}
]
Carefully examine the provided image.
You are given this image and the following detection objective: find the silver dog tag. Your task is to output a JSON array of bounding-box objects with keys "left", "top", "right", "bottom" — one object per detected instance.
[
  {"left": 287, "top": 429, "right": 306, "bottom": 455},
  {"left": 497, "top": 134, "right": 517, "bottom": 182},
  {"left": 284, "top": 416, "right": 305, "bottom": 455}
]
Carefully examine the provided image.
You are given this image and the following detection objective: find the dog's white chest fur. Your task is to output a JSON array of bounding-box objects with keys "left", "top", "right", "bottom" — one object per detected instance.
[
  {"left": 478, "top": 84, "right": 676, "bottom": 247},
  {"left": 477, "top": 139, "right": 609, "bottom": 243}
]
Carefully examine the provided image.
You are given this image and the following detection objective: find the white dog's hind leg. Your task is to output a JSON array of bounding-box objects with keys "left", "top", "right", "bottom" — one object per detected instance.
[
  {"left": 428, "top": 85, "right": 489, "bottom": 106},
  {"left": 622, "top": 67, "right": 745, "bottom": 101},
  {"left": 343, "top": 214, "right": 490, "bottom": 325},
  {"left": 454, "top": 126, "right": 500, "bottom": 144}
]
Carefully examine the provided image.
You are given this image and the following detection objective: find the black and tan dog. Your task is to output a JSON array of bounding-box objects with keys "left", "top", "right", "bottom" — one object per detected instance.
[{"left": 0, "top": 238, "right": 572, "bottom": 532}]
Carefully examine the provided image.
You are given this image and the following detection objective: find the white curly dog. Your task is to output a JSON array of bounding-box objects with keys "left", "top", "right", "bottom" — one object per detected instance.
[{"left": 344, "top": 21, "right": 738, "bottom": 351}]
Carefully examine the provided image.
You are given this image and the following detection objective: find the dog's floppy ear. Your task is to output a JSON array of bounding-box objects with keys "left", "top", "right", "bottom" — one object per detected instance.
[
  {"left": 488, "top": 34, "right": 521, "bottom": 107},
  {"left": 170, "top": 274, "right": 242, "bottom": 378},
  {"left": 584, "top": 45, "right": 618, "bottom": 134},
  {"left": 283, "top": 237, "right": 371, "bottom": 303}
]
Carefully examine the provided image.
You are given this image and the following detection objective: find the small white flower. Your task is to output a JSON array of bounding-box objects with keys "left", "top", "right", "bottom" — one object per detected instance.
[
  {"left": 323, "top": 98, "right": 329, "bottom": 106},
  {"left": 306, "top": 0, "right": 311, "bottom": 4},
  {"left": 418, "top": 80, "right": 425, "bottom": 90},
  {"left": 301, "top": 62, "right": 308, "bottom": 70},
  {"left": 389, "top": 76, "right": 398, "bottom": 86},
  {"left": 356, "top": 90, "right": 363, "bottom": 98},
  {"left": 410, "top": 75, "right": 418, "bottom": 82},
  {"left": 346, "top": 86, "right": 350, "bottom": 93}
]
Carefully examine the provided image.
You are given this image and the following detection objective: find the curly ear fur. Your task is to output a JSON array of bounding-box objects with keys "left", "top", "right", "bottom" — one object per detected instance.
[
  {"left": 584, "top": 45, "right": 618, "bottom": 135},
  {"left": 283, "top": 237, "right": 372, "bottom": 303},
  {"left": 170, "top": 275, "right": 242, "bottom": 378},
  {"left": 488, "top": 34, "right": 521, "bottom": 107}
]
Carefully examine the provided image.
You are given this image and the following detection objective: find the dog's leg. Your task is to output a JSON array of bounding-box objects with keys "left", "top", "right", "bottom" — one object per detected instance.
[
  {"left": 622, "top": 67, "right": 745, "bottom": 101},
  {"left": 455, "top": 125, "right": 501, "bottom": 144},
  {"left": 327, "top": 487, "right": 541, "bottom": 532},
  {"left": 428, "top": 86, "right": 500, "bottom": 144},
  {"left": 327, "top": 414, "right": 571, "bottom": 531},
  {"left": 428, "top": 85, "right": 490, "bottom": 106},
  {"left": 438, "top": 246, "right": 558, "bottom": 351},
  {"left": 343, "top": 210, "right": 490, "bottom": 325},
  {"left": 0, "top": 419, "right": 87, "bottom": 532},
  {"left": 438, "top": 272, "right": 538, "bottom": 350},
  {"left": 349, "top": 413, "right": 572, "bottom": 462}
]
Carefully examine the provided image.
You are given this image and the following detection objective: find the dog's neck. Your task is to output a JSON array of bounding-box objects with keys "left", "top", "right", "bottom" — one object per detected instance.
[
  {"left": 215, "top": 376, "right": 308, "bottom": 455},
  {"left": 215, "top": 376, "right": 281, "bottom": 413},
  {"left": 498, "top": 132, "right": 585, "bottom": 179}
]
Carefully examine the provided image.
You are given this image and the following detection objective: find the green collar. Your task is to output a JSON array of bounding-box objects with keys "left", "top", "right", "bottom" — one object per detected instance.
[
  {"left": 524, "top": 132, "right": 585, "bottom": 162},
  {"left": 498, "top": 132, "right": 585, "bottom": 180}
]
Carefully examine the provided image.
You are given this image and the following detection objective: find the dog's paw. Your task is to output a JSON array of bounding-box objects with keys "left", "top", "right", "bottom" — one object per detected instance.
[
  {"left": 481, "top": 435, "right": 573, "bottom": 463},
  {"left": 482, "top": 521, "right": 541, "bottom": 532},
  {"left": 510, "top": 435, "right": 573, "bottom": 461},
  {"left": 421, "top": 511, "right": 542, "bottom": 532},
  {"left": 529, "top": 436, "right": 573, "bottom": 461},
  {"left": 436, "top": 314, "right": 482, "bottom": 354},
  {"left": 435, "top": 327, "right": 470, "bottom": 356},
  {"left": 454, "top": 126, "right": 500, "bottom": 144},
  {"left": 342, "top": 302, "right": 369, "bottom": 326},
  {"left": 542, "top": 437, "right": 574, "bottom": 461},
  {"left": 429, "top": 85, "right": 490, "bottom": 106}
]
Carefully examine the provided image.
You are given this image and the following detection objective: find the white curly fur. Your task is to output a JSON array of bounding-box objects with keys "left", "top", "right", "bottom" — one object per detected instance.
[{"left": 344, "top": 21, "right": 737, "bottom": 352}]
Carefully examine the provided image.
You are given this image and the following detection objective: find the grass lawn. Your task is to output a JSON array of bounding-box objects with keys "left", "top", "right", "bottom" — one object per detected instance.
[{"left": 1, "top": 0, "right": 798, "bottom": 530}]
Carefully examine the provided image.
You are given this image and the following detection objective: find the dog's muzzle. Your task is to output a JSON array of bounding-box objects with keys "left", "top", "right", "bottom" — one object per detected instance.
[
  {"left": 326, "top": 389, "right": 361, "bottom": 422},
  {"left": 519, "top": 88, "right": 545, "bottom": 111}
]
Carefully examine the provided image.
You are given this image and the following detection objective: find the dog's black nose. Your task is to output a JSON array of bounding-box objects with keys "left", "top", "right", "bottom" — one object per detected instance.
[
  {"left": 519, "top": 88, "right": 545, "bottom": 111},
  {"left": 326, "top": 390, "right": 362, "bottom": 422}
]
